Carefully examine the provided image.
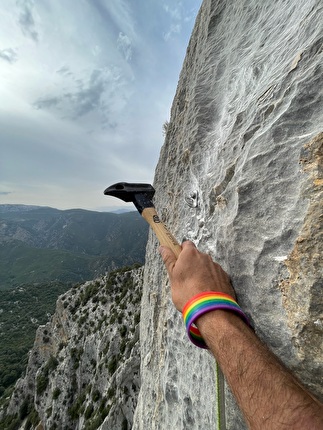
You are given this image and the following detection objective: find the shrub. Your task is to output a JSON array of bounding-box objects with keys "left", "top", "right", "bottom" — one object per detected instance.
[
  {"left": 19, "top": 397, "right": 30, "bottom": 420},
  {"left": 25, "top": 407, "right": 40, "bottom": 430},
  {"left": 134, "top": 313, "right": 140, "bottom": 325},
  {"left": 68, "top": 391, "right": 86, "bottom": 420},
  {"left": 84, "top": 404, "right": 94, "bottom": 419},
  {"left": 36, "top": 373, "right": 49, "bottom": 395},
  {"left": 122, "top": 418, "right": 128, "bottom": 430},
  {"left": 120, "top": 339, "right": 126, "bottom": 354},
  {"left": 108, "top": 357, "right": 117, "bottom": 375},
  {"left": 53, "top": 387, "right": 61, "bottom": 399},
  {"left": 120, "top": 325, "right": 127, "bottom": 338},
  {"left": 47, "top": 355, "right": 59, "bottom": 371},
  {"left": 100, "top": 297, "right": 108, "bottom": 305},
  {"left": 58, "top": 342, "right": 66, "bottom": 351},
  {"left": 92, "top": 389, "right": 101, "bottom": 402},
  {"left": 35, "top": 355, "right": 58, "bottom": 391}
]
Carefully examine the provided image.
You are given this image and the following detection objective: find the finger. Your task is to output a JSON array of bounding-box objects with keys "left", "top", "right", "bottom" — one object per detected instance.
[
  {"left": 181, "top": 240, "right": 196, "bottom": 250},
  {"left": 159, "top": 246, "right": 177, "bottom": 275}
]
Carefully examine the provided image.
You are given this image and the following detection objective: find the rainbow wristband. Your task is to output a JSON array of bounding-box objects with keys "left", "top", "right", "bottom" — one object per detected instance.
[{"left": 182, "top": 291, "right": 250, "bottom": 349}]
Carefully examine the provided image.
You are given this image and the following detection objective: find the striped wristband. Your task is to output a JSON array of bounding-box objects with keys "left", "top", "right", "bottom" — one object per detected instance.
[{"left": 182, "top": 291, "right": 250, "bottom": 349}]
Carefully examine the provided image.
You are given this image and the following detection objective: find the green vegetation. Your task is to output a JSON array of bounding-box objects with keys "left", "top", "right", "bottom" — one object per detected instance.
[
  {"left": 0, "top": 261, "right": 143, "bottom": 428},
  {"left": 80, "top": 282, "right": 101, "bottom": 306},
  {"left": 0, "top": 282, "right": 70, "bottom": 399},
  {"left": 52, "top": 387, "right": 61, "bottom": 399},
  {"left": 0, "top": 204, "right": 147, "bottom": 405},
  {"left": 0, "top": 242, "right": 95, "bottom": 289},
  {"left": 67, "top": 387, "right": 108, "bottom": 428},
  {"left": 36, "top": 355, "right": 59, "bottom": 395},
  {"left": 70, "top": 347, "right": 84, "bottom": 370},
  {"left": 0, "top": 206, "right": 148, "bottom": 290},
  {"left": 68, "top": 390, "right": 87, "bottom": 420},
  {"left": 0, "top": 399, "right": 40, "bottom": 430}
]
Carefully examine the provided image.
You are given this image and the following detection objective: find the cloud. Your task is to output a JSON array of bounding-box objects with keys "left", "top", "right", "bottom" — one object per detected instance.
[
  {"left": 117, "top": 32, "right": 132, "bottom": 61},
  {"left": 33, "top": 67, "right": 128, "bottom": 126},
  {"left": 163, "top": 24, "right": 181, "bottom": 41},
  {"left": 161, "top": 4, "right": 183, "bottom": 41},
  {"left": 163, "top": 4, "right": 181, "bottom": 20},
  {"left": 0, "top": 0, "right": 203, "bottom": 210},
  {"left": 96, "top": 0, "right": 136, "bottom": 40},
  {"left": 0, "top": 191, "right": 12, "bottom": 195},
  {"left": 16, "top": 0, "right": 39, "bottom": 42},
  {"left": 161, "top": 2, "right": 200, "bottom": 41},
  {"left": 33, "top": 97, "right": 60, "bottom": 110},
  {"left": 0, "top": 48, "right": 18, "bottom": 63},
  {"left": 56, "top": 66, "right": 73, "bottom": 77}
]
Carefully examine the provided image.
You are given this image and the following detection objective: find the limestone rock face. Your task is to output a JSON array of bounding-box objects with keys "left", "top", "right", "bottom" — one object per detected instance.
[
  {"left": 3, "top": 267, "right": 143, "bottom": 430},
  {"left": 133, "top": 0, "right": 322, "bottom": 428}
]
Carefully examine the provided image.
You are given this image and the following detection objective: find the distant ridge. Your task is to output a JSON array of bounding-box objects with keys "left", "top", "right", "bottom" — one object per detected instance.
[
  {"left": 0, "top": 205, "right": 148, "bottom": 289},
  {"left": 0, "top": 204, "right": 133, "bottom": 214},
  {"left": 0, "top": 204, "right": 45, "bottom": 212}
]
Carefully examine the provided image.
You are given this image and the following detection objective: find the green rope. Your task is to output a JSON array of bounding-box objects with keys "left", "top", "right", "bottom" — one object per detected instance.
[{"left": 215, "top": 361, "right": 226, "bottom": 430}]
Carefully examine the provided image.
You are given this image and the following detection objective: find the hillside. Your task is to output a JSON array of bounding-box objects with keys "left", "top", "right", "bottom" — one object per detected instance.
[
  {"left": 0, "top": 204, "right": 148, "bottom": 406},
  {"left": 0, "top": 281, "right": 72, "bottom": 399},
  {"left": 0, "top": 205, "right": 148, "bottom": 289},
  {"left": 0, "top": 267, "right": 143, "bottom": 429}
]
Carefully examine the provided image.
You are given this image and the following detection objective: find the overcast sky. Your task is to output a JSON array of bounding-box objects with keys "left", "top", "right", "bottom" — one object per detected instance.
[{"left": 0, "top": 0, "right": 202, "bottom": 211}]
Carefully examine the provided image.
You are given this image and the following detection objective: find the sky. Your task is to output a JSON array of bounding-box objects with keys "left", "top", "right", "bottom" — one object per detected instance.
[{"left": 0, "top": 0, "right": 202, "bottom": 211}]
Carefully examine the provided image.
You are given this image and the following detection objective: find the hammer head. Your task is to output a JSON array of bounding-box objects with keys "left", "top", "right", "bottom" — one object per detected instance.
[{"left": 104, "top": 182, "right": 155, "bottom": 214}]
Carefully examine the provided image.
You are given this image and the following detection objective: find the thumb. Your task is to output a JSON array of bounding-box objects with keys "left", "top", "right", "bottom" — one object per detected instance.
[{"left": 159, "top": 245, "right": 177, "bottom": 276}]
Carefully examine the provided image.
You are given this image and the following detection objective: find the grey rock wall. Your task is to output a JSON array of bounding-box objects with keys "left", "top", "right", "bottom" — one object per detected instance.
[{"left": 133, "top": 0, "right": 322, "bottom": 429}]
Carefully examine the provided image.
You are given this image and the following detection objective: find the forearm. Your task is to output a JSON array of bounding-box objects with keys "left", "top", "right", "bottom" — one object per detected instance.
[
  {"left": 197, "top": 311, "right": 323, "bottom": 430},
  {"left": 159, "top": 242, "right": 323, "bottom": 428}
]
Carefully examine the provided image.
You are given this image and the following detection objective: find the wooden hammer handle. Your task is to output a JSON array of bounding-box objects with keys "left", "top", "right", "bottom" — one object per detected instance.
[{"left": 141, "top": 207, "right": 181, "bottom": 258}]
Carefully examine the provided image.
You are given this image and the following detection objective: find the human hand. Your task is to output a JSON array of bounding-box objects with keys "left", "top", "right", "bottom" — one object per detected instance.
[{"left": 159, "top": 240, "right": 235, "bottom": 312}]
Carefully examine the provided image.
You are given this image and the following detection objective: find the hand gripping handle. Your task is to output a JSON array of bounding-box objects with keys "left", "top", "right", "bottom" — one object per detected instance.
[{"left": 141, "top": 207, "right": 181, "bottom": 259}]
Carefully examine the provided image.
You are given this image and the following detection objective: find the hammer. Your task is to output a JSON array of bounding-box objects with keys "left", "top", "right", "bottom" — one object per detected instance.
[{"left": 104, "top": 182, "right": 181, "bottom": 258}]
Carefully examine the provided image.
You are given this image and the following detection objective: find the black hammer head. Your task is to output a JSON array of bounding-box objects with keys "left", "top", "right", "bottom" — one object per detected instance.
[{"left": 104, "top": 182, "right": 155, "bottom": 214}]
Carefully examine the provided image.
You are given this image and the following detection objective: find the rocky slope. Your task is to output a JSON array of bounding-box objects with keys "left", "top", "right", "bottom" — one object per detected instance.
[
  {"left": 0, "top": 267, "right": 143, "bottom": 429},
  {"left": 133, "top": 0, "right": 323, "bottom": 429}
]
